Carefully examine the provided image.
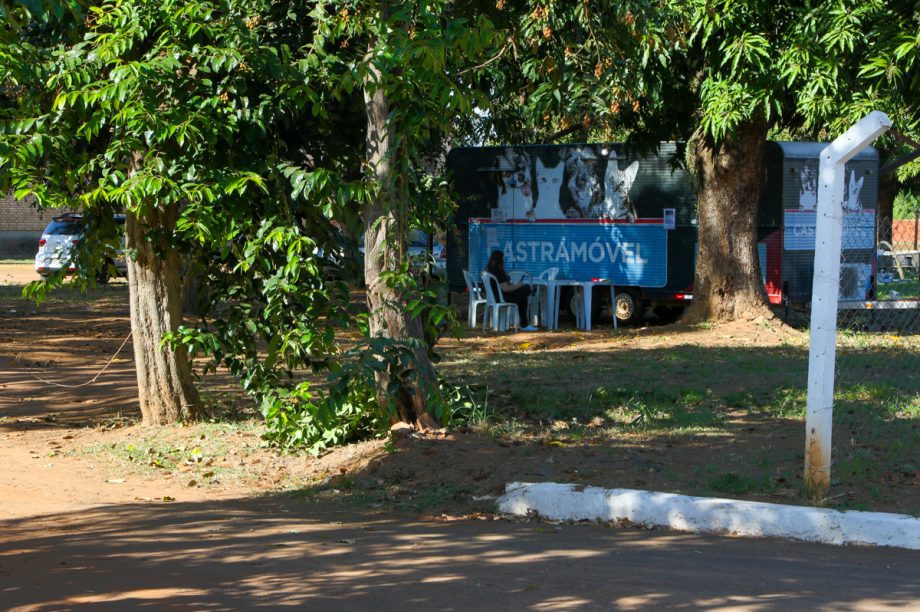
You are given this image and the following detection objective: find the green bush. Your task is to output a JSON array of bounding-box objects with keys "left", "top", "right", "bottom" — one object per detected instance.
[{"left": 893, "top": 192, "right": 920, "bottom": 220}]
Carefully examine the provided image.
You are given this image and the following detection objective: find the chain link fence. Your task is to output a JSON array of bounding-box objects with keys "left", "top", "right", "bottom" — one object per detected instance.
[{"left": 833, "top": 215, "right": 919, "bottom": 494}]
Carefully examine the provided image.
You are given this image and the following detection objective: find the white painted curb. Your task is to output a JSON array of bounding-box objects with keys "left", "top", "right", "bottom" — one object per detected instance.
[{"left": 497, "top": 482, "right": 920, "bottom": 550}]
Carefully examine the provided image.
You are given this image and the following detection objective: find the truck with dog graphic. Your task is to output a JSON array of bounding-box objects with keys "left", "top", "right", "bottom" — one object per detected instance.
[{"left": 445, "top": 141, "right": 879, "bottom": 325}]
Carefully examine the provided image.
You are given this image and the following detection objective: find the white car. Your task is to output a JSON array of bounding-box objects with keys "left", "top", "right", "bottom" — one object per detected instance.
[
  {"left": 35, "top": 213, "right": 127, "bottom": 281},
  {"left": 358, "top": 229, "right": 446, "bottom": 277}
]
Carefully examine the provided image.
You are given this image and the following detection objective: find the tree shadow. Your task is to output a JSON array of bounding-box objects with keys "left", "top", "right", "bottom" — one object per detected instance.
[
  {"left": 2, "top": 496, "right": 918, "bottom": 610},
  {"left": 0, "top": 283, "right": 254, "bottom": 431}
]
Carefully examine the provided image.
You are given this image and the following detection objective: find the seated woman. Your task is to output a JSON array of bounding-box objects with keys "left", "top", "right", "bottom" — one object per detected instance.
[{"left": 484, "top": 250, "right": 537, "bottom": 331}]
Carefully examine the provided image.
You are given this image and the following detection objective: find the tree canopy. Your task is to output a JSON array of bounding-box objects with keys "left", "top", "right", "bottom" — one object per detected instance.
[
  {"left": 2, "top": 0, "right": 916, "bottom": 450},
  {"left": 1, "top": 0, "right": 501, "bottom": 450}
]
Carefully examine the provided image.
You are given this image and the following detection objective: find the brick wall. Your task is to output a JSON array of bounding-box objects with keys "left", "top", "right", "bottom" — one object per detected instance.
[
  {"left": 0, "top": 193, "right": 56, "bottom": 231},
  {"left": 891, "top": 219, "right": 919, "bottom": 250},
  {"left": 0, "top": 193, "right": 68, "bottom": 257}
]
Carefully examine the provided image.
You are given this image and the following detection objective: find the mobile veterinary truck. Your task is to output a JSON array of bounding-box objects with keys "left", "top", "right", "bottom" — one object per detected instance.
[{"left": 445, "top": 142, "right": 879, "bottom": 325}]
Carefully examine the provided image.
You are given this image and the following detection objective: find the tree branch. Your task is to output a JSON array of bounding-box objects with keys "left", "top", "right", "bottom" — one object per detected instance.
[{"left": 455, "top": 42, "right": 510, "bottom": 76}]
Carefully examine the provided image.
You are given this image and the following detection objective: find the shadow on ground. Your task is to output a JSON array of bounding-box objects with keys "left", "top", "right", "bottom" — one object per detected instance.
[
  {"left": 2, "top": 496, "right": 919, "bottom": 610},
  {"left": 2, "top": 280, "right": 917, "bottom": 514}
]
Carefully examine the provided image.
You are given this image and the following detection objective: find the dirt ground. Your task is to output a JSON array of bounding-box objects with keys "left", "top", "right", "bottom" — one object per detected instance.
[
  {"left": 1, "top": 263, "right": 918, "bottom": 607},
  {"left": 1, "top": 262, "right": 916, "bottom": 521}
]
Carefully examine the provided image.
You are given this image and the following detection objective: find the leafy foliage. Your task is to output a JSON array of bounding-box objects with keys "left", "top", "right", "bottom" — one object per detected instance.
[
  {"left": 894, "top": 192, "right": 920, "bottom": 220},
  {"left": 1, "top": 0, "right": 496, "bottom": 450}
]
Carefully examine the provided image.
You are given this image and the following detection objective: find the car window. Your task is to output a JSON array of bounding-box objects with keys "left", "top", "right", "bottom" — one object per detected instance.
[
  {"left": 357, "top": 230, "right": 429, "bottom": 248},
  {"left": 408, "top": 229, "right": 428, "bottom": 248},
  {"left": 45, "top": 220, "right": 84, "bottom": 235}
]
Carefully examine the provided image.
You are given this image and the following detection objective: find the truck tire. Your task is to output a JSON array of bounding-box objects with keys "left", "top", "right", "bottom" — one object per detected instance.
[
  {"left": 566, "top": 287, "right": 604, "bottom": 325},
  {"left": 613, "top": 288, "right": 643, "bottom": 326}
]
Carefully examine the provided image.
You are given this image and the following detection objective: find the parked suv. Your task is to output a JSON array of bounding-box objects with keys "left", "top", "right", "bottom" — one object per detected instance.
[
  {"left": 358, "top": 229, "right": 446, "bottom": 278},
  {"left": 34, "top": 213, "right": 127, "bottom": 281}
]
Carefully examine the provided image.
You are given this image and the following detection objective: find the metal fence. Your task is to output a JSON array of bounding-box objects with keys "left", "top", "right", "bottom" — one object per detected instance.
[
  {"left": 837, "top": 216, "right": 920, "bottom": 329},
  {"left": 833, "top": 215, "right": 919, "bottom": 488}
]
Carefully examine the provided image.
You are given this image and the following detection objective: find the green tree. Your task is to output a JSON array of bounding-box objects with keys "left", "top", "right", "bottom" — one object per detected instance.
[
  {"left": 308, "top": 1, "right": 499, "bottom": 427},
  {"left": 0, "top": 0, "right": 362, "bottom": 426},
  {"left": 2, "top": 0, "right": 500, "bottom": 445},
  {"left": 811, "top": 0, "right": 919, "bottom": 240},
  {"left": 495, "top": 0, "right": 917, "bottom": 321}
]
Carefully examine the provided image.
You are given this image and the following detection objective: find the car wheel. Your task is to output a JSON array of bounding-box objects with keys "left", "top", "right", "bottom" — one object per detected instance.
[
  {"left": 614, "top": 288, "right": 643, "bottom": 326},
  {"left": 567, "top": 289, "right": 603, "bottom": 324}
]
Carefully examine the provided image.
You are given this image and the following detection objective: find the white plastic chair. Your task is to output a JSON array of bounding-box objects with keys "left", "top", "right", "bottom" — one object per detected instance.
[
  {"left": 570, "top": 290, "right": 586, "bottom": 329},
  {"left": 481, "top": 271, "right": 519, "bottom": 332},
  {"left": 533, "top": 268, "right": 559, "bottom": 327},
  {"left": 462, "top": 269, "right": 487, "bottom": 329}
]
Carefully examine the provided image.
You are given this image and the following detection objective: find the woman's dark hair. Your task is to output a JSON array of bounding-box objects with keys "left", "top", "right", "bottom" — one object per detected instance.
[{"left": 485, "top": 250, "right": 505, "bottom": 275}]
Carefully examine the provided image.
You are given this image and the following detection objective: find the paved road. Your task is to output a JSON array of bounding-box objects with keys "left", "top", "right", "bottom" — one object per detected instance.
[{"left": 2, "top": 496, "right": 917, "bottom": 610}]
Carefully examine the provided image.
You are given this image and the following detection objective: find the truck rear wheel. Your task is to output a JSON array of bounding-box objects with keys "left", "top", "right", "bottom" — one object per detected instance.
[
  {"left": 565, "top": 287, "right": 604, "bottom": 325},
  {"left": 614, "top": 288, "right": 643, "bottom": 326}
]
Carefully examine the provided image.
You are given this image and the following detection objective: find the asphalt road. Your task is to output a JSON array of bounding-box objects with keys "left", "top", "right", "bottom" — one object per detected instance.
[{"left": 2, "top": 497, "right": 917, "bottom": 610}]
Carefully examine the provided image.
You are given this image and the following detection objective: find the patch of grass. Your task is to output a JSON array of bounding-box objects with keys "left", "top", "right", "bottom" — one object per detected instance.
[
  {"left": 760, "top": 387, "right": 806, "bottom": 418},
  {"left": 505, "top": 387, "right": 579, "bottom": 419},
  {"left": 289, "top": 478, "right": 381, "bottom": 509},
  {"left": 890, "top": 395, "right": 920, "bottom": 419},
  {"left": 836, "top": 382, "right": 897, "bottom": 404},
  {"left": 706, "top": 472, "right": 774, "bottom": 495},
  {"left": 665, "top": 406, "right": 723, "bottom": 430},
  {"left": 79, "top": 420, "right": 266, "bottom": 483},
  {"left": 447, "top": 384, "right": 492, "bottom": 429},
  {"left": 876, "top": 278, "right": 920, "bottom": 300},
  {"left": 482, "top": 416, "right": 528, "bottom": 440},
  {"left": 723, "top": 391, "right": 759, "bottom": 410},
  {"left": 679, "top": 388, "right": 708, "bottom": 404},
  {"left": 837, "top": 448, "right": 881, "bottom": 481},
  {"left": 406, "top": 482, "right": 474, "bottom": 511},
  {"left": 436, "top": 335, "right": 916, "bottom": 514},
  {"left": 615, "top": 396, "right": 664, "bottom": 425}
]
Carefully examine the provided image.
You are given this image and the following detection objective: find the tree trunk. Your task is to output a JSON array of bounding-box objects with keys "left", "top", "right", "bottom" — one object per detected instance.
[
  {"left": 684, "top": 118, "right": 774, "bottom": 322},
  {"left": 363, "top": 49, "right": 440, "bottom": 430},
  {"left": 876, "top": 173, "right": 898, "bottom": 245},
  {"left": 125, "top": 202, "right": 203, "bottom": 425}
]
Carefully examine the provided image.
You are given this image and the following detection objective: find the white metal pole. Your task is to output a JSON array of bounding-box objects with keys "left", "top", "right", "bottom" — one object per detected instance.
[{"left": 805, "top": 111, "right": 891, "bottom": 495}]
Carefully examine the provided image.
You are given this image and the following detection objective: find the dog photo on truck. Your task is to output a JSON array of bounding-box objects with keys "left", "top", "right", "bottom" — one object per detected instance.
[{"left": 447, "top": 142, "right": 881, "bottom": 326}]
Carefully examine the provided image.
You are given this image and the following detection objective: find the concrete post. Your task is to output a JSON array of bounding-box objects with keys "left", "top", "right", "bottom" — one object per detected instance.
[{"left": 805, "top": 111, "right": 891, "bottom": 495}]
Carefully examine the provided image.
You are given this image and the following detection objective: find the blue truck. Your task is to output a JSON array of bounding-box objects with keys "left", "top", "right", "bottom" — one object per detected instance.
[{"left": 445, "top": 141, "right": 880, "bottom": 325}]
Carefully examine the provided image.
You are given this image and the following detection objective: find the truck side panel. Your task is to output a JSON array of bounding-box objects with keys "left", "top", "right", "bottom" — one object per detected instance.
[{"left": 447, "top": 142, "right": 696, "bottom": 299}]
